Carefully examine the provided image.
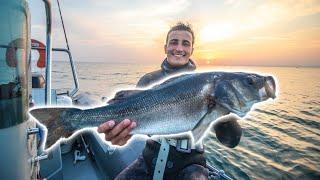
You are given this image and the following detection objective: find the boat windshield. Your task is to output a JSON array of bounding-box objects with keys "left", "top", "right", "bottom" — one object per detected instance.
[{"left": 0, "top": 0, "right": 30, "bottom": 129}]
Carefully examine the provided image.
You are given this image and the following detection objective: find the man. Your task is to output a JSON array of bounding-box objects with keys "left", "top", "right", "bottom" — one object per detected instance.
[
  {"left": 98, "top": 22, "right": 240, "bottom": 179},
  {"left": 98, "top": 22, "right": 208, "bottom": 179}
]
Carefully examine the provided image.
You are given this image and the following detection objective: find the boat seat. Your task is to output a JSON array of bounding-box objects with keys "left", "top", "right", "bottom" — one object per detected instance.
[{"left": 32, "top": 73, "right": 45, "bottom": 88}]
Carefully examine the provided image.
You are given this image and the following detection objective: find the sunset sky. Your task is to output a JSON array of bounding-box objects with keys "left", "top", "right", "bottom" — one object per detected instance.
[{"left": 29, "top": 0, "right": 320, "bottom": 66}]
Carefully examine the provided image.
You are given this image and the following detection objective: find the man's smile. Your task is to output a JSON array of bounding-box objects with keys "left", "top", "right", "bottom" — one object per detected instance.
[
  {"left": 174, "top": 54, "right": 184, "bottom": 57},
  {"left": 170, "top": 51, "right": 186, "bottom": 57}
]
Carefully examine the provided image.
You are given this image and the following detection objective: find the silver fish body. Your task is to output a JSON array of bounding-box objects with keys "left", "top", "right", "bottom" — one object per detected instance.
[{"left": 30, "top": 72, "right": 276, "bottom": 147}]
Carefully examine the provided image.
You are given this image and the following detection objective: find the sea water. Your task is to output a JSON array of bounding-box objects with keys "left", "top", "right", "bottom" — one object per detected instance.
[{"left": 50, "top": 61, "right": 320, "bottom": 179}]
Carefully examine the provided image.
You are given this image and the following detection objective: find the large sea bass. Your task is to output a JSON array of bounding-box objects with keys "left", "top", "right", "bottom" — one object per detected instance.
[{"left": 30, "top": 72, "right": 276, "bottom": 147}]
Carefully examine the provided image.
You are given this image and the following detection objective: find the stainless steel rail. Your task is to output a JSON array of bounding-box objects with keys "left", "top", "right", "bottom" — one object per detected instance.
[
  {"left": 43, "top": 0, "right": 52, "bottom": 105},
  {"left": 31, "top": 47, "right": 79, "bottom": 97}
]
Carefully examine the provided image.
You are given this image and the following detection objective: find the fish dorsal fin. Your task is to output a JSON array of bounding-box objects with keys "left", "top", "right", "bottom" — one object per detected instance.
[
  {"left": 107, "top": 90, "right": 143, "bottom": 104},
  {"left": 151, "top": 73, "right": 192, "bottom": 89}
]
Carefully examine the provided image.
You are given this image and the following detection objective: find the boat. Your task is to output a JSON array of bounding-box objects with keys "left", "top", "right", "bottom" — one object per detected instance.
[{"left": 0, "top": 1, "right": 232, "bottom": 179}]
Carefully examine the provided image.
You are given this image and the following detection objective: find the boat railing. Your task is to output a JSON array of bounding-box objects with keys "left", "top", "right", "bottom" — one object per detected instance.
[
  {"left": 42, "top": 0, "right": 53, "bottom": 105},
  {"left": 31, "top": 46, "right": 79, "bottom": 97},
  {"left": 30, "top": 0, "right": 79, "bottom": 104}
]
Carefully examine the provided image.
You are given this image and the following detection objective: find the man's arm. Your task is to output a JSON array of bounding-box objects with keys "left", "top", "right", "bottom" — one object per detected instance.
[{"left": 97, "top": 119, "right": 136, "bottom": 146}]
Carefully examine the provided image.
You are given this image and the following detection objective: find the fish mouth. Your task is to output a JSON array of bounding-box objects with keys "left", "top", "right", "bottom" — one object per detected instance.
[{"left": 259, "top": 76, "right": 276, "bottom": 100}]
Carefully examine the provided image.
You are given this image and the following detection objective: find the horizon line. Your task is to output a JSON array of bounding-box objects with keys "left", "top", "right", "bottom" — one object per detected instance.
[{"left": 52, "top": 60, "right": 320, "bottom": 68}]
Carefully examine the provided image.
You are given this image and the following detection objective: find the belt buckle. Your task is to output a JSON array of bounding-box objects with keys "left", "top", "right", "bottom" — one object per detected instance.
[{"left": 176, "top": 139, "right": 191, "bottom": 153}]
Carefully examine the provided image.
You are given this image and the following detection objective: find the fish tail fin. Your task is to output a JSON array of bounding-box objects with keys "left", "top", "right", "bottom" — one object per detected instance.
[{"left": 29, "top": 107, "right": 80, "bottom": 148}]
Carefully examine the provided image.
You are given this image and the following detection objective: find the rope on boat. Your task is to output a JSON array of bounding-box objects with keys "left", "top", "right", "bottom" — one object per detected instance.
[
  {"left": 207, "top": 163, "right": 233, "bottom": 180},
  {"left": 57, "top": 0, "right": 70, "bottom": 51}
]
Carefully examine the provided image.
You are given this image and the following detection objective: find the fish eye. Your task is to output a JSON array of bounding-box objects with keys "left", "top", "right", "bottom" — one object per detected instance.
[{"left": 247, "top": 77, "right": 255, "bottom": 85}]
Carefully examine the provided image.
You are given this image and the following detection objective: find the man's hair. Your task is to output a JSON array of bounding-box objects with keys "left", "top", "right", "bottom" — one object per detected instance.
[{"left": 166, "top": 22, "right": 195, "bottom": 46}]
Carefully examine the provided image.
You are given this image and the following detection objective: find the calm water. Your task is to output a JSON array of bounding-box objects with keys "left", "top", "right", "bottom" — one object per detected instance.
[{"left": 50, "top": 62, "right": 320, "bottom": 179}]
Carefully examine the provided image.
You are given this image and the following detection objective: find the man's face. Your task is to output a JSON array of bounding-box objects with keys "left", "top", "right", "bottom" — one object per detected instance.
[{"left": 164, "top": 30, "right": 194, "bottom": 67}]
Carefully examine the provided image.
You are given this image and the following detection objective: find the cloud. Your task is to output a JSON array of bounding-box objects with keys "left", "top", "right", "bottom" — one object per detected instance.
[
  {"left": 243, "top": 0, "right": 320, "bottom": 29},
  {"left": 57, "top": 0, "right": 193, "bottom": 52},
  {"left": 28, "top": 0, "right": 320, "bottom": 66},
  {"left": 114, "top": 0, "right": 191, "bottom": 18}
]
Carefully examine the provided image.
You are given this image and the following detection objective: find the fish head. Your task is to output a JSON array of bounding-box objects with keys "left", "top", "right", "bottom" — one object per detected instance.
[{"left": 214, "top": 73, "right": 276, "bottom": 117}]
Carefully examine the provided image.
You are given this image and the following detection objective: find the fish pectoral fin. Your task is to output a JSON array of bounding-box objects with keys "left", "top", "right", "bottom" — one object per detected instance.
[
  {"left": 191, "top": 124, "right": 209, "bottom": 144},
  {"left": 107, "top": 90, "right": 143, "bottom": 104},
  {"left": 191, "top": 112, "right": 210, "bottom": 143}
]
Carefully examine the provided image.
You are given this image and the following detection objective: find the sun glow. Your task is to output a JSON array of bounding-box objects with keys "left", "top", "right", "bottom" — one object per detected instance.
[{"left": 199, "top": 23, "right": 236, "bottom": 42}]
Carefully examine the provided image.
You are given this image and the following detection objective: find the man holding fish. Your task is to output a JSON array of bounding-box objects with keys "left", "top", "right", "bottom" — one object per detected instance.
[
  {"left": 98, "top": 22, "right": 241, "bottom": 179},
  {"left": 30, "top": 22, "right": 276, "bottom": 179}
]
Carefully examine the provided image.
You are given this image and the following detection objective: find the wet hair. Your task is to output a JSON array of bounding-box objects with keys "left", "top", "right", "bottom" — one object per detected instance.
[{"left": 166, "top": 22, "right": 195, "bottom": 46}]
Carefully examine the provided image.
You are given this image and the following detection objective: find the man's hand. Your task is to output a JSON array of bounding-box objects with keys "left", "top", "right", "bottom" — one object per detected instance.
[{"left": 97, "top": 119, "right": 136, "bottom": 146}]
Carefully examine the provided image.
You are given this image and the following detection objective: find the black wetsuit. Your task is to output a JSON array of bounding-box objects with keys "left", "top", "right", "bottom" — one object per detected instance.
[
  {"left": 136, "top": 59, "right": 196, "bottom": 87},
  {"left": 115, "top": 59, "right": 208, "bottom": 180}
]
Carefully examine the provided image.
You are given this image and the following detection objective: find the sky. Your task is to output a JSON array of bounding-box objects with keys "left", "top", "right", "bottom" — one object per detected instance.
[{"left": 29, "top": 0, "right": 320, "bottom": 66}]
